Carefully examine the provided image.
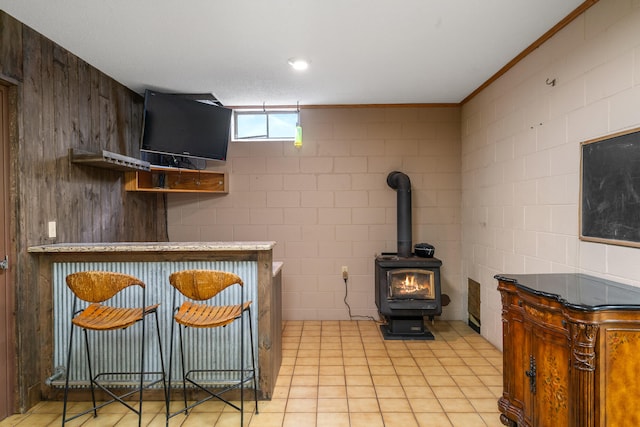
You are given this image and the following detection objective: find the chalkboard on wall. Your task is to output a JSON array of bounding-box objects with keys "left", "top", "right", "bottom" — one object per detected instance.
[{"left": 580, "top": 127, "right": 640, "bottom": 247}]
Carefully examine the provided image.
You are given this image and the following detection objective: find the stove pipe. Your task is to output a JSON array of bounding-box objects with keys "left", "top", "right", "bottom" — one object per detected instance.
[{"left": 387, "top": 171, "right": 412, "bottom": 258}]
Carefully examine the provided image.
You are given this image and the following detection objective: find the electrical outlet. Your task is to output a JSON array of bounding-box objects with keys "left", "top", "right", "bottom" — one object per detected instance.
[
  {"left": 48, "top": 221, "right": 56, "bottom": 239},
  {"left": 342, "top": 266, "right": 348, "bottom": 280}
]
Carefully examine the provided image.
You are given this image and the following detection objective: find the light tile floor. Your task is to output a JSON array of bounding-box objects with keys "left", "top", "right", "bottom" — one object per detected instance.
[{"left": 0, "top": 320, "right": 504, "bottom": 427}]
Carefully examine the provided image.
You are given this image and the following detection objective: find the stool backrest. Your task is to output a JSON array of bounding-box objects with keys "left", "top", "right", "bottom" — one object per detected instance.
[
  {"left": 169, "top": 269, "right": 243, "bottom": 301},
  {"left": 66, "top": 271, "right": 145, "bottom": 303}
]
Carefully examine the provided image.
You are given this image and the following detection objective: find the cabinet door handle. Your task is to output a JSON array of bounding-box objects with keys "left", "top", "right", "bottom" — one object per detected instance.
[
  {"left": 525, "top": 355, "right": 536, "bottom": 394},
  {"left": 518, "top": 299, "right": 523, "bottom": 307}
]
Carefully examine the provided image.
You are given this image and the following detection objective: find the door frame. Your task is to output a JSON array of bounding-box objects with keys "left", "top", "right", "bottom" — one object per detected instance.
[{"left": 0, "top": 78, "right": 17, "bottom": 419}]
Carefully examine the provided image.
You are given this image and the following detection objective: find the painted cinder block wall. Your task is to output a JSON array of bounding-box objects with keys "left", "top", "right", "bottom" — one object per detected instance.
[
  {"left": 167, "top": 106, "right": 463, "bottom": 321},
  {"left": 168, "top": 0, "right": 640, "bottom": 340},
  {"left": 462, "top": 0, "right": 640, "bottom": 349}
]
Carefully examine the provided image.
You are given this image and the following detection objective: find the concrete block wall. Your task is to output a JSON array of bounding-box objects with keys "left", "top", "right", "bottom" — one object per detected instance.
[
  {"left": 167, "top": 106, "right": 463, "bottom": 321},
  {"left": 461, "top": 0, "right": 640, "bottom": 349}
]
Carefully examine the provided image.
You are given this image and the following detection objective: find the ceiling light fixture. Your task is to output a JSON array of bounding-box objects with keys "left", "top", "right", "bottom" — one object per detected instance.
[{"left": 288, "top": 58, "right": 309, "bottom": 71}]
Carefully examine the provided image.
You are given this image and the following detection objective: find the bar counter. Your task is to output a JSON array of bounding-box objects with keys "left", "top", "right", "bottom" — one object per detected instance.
[
  {"left": 28, "top": 241, "right": 276, "bottom": 253},
  {"left": 28, "top": 241, "right": 282, "bottom": 400}
]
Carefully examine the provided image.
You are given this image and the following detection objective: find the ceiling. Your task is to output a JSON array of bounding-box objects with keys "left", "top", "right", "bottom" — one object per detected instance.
[{"left": 0, "top": 0, "right": 588, "bottom": 107}]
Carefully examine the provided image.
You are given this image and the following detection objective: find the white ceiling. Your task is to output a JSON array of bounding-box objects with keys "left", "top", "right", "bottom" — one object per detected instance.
[{"left": 0, "top": 0, "right": 586, "bottom": 106}]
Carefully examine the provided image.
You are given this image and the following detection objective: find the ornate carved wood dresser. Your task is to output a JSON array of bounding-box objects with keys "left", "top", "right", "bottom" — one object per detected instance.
[{"left": 496, "top": 273, "right": 640, "bottom": 427}]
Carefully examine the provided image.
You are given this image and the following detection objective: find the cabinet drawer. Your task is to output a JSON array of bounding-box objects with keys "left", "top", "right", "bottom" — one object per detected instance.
[{"left": 518, "top": 298, "right": 565, "bottom": 330}]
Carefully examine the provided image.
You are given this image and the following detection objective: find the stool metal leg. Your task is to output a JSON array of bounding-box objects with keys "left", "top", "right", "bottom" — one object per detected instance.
[
  {"left": 82, "top": 329, "right": 97, "bottom": 417},
  {"left": 137, "top": 311, "right": 146, "bottom": 427},
  {"left": 62, "top": 320, "right": 77, "bottom": 425},
  {"left": 178, "top": 324, "right": 188, "bottom": 411},
  {"left": 167, "top": 300, "right": 190, "bottom": 425},
  {"left": 167, "top": 304, "right": 176, "bottom": 425},
  {"left": 166, "top": 309, "right": 175, "bottom": 427},
  {"left": 151, "top": 310, "right": 168, "bottom": 422},
  {"left": 240, "top": 306, "right": 259, "bottom": 424}
]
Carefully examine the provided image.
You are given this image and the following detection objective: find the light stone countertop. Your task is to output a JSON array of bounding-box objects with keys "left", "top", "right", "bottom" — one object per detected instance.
[
  {"left": 273, "top": 261, "right": 284, "bottom": 276},
  {"left": 28, "top": 241, "right": 277, "bottom": 253}
]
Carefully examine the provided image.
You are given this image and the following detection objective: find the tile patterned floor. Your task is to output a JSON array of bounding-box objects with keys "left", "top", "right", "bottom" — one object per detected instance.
[{"left": 0, "top": 320, "right": 504, "bottom": 426}]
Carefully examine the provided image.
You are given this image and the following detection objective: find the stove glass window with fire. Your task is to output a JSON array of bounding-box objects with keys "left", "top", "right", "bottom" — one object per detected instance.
[{"left": 387, "top": 269, "right": 435, "bottom": 300}]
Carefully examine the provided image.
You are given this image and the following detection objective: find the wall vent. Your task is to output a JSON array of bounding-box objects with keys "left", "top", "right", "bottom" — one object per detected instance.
[{"left": 468, "top": 278, "right": 481, "bottom": 333}]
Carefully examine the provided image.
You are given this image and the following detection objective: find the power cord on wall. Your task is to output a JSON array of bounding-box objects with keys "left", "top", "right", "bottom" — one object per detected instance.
[{"left": 343, "top": 271, "right": 378, "bottom": 322}]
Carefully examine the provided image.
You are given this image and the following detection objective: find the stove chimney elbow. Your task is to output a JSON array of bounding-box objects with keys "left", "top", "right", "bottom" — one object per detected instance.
[{"left": 387, "top": 171, "right": 411, "bottom": 191}]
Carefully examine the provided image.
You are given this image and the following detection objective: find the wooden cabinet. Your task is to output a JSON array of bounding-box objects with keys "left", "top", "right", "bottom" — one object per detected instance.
[
  {"left": 124, "top": 166, "right": 227, "bottom": 193},
  {"left": 497, "top": 273, "right": 640, "bottom": 427},
  {"left": 500, "top": 280, "right": 571, "bottom": 427}
]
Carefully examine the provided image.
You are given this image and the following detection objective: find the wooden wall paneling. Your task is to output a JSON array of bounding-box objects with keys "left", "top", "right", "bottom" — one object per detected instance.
[
  {"left": 113, "top": 85, "right": 128, "bottom": 241},
  {"left": 66, "top": 52, "right": 81, "bottom": 243},
  {"left": 38, "top": 31, "right": 56, "bottom": 408},
  {"left": 67, "top": 54, "right": 79, "bottom": 149},
  {"left": 18, "top": 25, "right": 45, "bottom": 409},
  {"left": 98, "top": 76, "right": 114, "bottom": 241},
  {"left": 53, "top": 44, "right": 70, "bottom": 242},
  {"left": 113, "top": 82, "right": 129, "bottom": 155},
  {"left": 114, "top": 84, "right": 126, "bottom": 242},
  {"left": 104, "top": 79, "right": 120, "bottom": 240},
  {"left": 0, "top": 11, "right": 168, "bottom": 410},
  {"left": 123, "top": 94, "right": 146, "bottom": 242},
  {"left": 77, "top": 60, "right": 93, "bottom": 242},
  {"left": 107, "top": 176, "right": 120, "bottom": 241},
  {"left": 0, "top": 12, "right": 22, "bottom": 81},
  {"left": 4, "top": 25, "right": 27, "bottom": 413},
  {"left": 40, "top": 34, "right": 56, "bottom": 247},
  {"left": 122, "top": 91, "right": 139, "bottom": 241},
  {"left": 105, "top": 79, "right": 120, "bottom": 240},
  {"left": 114, "top": 85, "right": 126, "bottom": 155},
  {"left": 98, "top": 75, "right": 110, "bottom": 240},
  {"left": 115, "top": 83, "right": 159, "bottom": 242},
  {"left": 123, "top": 106, "right": 167, "bottom": 241},
  {"left": 131, "top": 93, "right": 143, "bottom": 156},
  {"left": 89, "top": 66, "right": 102, "bottom": 241}
]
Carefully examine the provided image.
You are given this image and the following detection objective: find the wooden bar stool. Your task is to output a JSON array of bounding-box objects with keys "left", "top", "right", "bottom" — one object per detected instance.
[
  {"left": 166, "top": 269, "right": 258, "bottom": 426},
  {"left": 62, "top": 271, "right": 167, "bottom": 427}
]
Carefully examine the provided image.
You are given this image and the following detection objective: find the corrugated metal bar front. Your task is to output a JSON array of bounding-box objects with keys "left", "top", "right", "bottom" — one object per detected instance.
[{"left": 52, "top": 261, "right": 258, "bottom": 388}]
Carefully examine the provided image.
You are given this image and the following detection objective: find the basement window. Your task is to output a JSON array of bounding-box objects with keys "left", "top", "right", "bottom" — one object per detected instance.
[{"left": 232, "top": 109, "right": 298, "bottom": 141}]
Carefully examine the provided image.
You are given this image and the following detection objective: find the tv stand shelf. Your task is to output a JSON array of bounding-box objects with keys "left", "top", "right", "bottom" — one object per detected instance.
[
  {"left": 125, "top": 167, "right": 228, "bottom": 193},
  {"left": 70, "top": 148, "right": 151, "bottom": 172}
]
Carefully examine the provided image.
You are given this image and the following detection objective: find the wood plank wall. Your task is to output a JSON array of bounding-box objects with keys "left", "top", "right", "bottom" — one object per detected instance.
[{"left": 0, "top": 11, "right": 167, "bottom": 412}]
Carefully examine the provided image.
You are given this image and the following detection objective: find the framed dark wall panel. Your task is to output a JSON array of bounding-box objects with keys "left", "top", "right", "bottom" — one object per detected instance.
[{"left": 580, "top": 127, "right": 640, "bottom": 248}]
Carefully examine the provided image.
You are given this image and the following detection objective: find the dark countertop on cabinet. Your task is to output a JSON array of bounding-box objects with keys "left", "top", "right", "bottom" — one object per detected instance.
[{"left": 495, "top": 273, "right": 640, "bottom": 311}]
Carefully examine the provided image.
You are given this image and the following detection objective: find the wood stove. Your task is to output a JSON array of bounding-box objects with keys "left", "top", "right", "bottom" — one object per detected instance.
[
  {"left": 376, "top": 171, "right": 443, "bottom": 339},
  {"left": 375, "top": 253, "right": 442, "bottom": 339}
]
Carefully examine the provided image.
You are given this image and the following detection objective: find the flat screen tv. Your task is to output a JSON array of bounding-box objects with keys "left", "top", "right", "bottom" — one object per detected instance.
[{"left": 140, "top": 90, "right": 232, "bottom": 166}]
